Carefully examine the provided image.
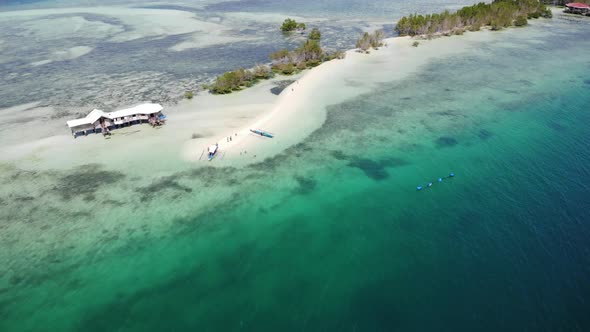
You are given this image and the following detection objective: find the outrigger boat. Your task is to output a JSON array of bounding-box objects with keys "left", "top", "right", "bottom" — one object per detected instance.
[
  {"left": 250, "top": 129, "right": 274, "bottom": 138},
  {"left": 207, "top": 143, "right": 219, "bottom": 161}
]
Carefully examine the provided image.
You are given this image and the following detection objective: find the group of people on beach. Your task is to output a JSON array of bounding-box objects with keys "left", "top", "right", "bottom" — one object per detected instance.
[
  {"left": 226, "top": 133, "right": 238, "bottom": 143},
  {"left": 149, "top": 114, "right": 164, "bottom": 127},
  {"left": 99, "top": 119, "right": 111, "bottom": 137}
]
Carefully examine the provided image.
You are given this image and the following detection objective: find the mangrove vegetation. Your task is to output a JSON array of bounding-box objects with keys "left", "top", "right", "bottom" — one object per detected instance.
[
  {"left": 395, "top": 0, "right": 552, "bottom": 37},
  {"left": 356, "top": 30, "right": 386, "bottom": 52},
  {"left": 204, "top": 65, "right": 272, "bottom": 94},
  {"left": 309, "top": 28, "right": 321, "bottom": 41},
  {"left": 280, "top": 18, "right": 306, "bottom": 32},
  {"left": 205, "top": 29, "right": 345, "bottom": 94}
]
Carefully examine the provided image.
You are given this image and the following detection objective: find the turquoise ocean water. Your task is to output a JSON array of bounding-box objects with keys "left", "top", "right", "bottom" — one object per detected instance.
[{"left": 1, "top": 6, "right": 590, "bottom": 332}]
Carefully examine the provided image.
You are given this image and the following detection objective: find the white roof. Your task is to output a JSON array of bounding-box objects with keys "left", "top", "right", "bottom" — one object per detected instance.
[
  {"left": 66, "top": 109, "right": 106, "bottom": 128},
  {"left": 66, "top": 103, "right": 163, "bottom": 129},
  {"left": 108, "top": 103, "right": 163, "bottom": 119}
]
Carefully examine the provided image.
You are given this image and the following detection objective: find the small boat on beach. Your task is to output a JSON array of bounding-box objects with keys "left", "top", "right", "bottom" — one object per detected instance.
[
  {"left": 207, "top": 144, "right": 219, "bottom": 161},
  {"left": 250, "top": 129, "right": 274, "bottom": 138}
]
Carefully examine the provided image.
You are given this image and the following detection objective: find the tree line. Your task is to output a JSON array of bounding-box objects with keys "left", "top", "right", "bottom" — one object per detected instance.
[
  {"left": 204, "top": 28, "right": 345, "bottom": 94},
  {"left": 395, "top": 0, "right": 552, "bottom": 36}
]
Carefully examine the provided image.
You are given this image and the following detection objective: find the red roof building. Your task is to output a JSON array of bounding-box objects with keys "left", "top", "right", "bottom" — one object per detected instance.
[{"left": 565, "top": 3, "right": 590, "bottom": 15}]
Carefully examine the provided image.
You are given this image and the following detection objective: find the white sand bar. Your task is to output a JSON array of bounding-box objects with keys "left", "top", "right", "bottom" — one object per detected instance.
[
  {"left": 193, "top": 32, "right": 501, "bottom": 167},
  {"left": 0, "top": 30, "right": 506, "bottom": 172}
]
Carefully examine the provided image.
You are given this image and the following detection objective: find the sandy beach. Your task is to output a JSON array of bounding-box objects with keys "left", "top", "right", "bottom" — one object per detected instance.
[
  {"left": 184, "top": 16, "right": 557, "bottom": 168},
  {"left": 0, "top": 6, "right": 561, "bottom": 174},
  {"left": 0, "top": 28, "right": 536, "bottom": 173}
]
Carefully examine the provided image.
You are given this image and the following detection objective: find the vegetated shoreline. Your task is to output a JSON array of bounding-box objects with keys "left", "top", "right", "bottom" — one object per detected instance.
[
  {"left": 199, "top": 0, "right": 553, "bottom": 96},
  {"left": 0, "top": 7, "right": 557, "bottom": 173},
  {"left": 186, "top": 7, "right": 557, "bottom": 166},
  {"left": 396, "top": 0, "right": 552, "bottom": 37},
  {"left": 201, "top": 25, "right": 345, "bottom": 95}
]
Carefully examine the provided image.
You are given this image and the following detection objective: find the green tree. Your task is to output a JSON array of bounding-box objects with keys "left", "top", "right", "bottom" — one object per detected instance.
[
  {"left": 281, "top": 18, "right": 306, "bottom": 32},
  {"left": 281, "top": 18, "right": 298, "bottom": 32},
  {"left": 294, "top": 39, "right": 323, "bottom": 62},
  {"left": 395, "top": 0, "right": 551, "bottom": 36},
  {"left": 309, "top": 28, "right": 321, "bottom": 40}
]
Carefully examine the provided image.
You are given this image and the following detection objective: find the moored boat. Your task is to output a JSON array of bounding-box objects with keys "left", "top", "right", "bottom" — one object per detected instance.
[
  {"left": 250, "top": 129, "right": 274, "bottom": 138},
  {"left": 207, "top": 144, "right": 219, "bottom": 161}
]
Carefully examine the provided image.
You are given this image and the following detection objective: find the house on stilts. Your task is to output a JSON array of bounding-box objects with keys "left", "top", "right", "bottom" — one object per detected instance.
[{"left": 66, "top": 103, "right": 165, "bottom": 138}]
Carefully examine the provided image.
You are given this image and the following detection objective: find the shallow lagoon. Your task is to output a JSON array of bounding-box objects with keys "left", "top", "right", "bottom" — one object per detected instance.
[{"left": 0, "top": 0, "right": 481, "bottom": 109}]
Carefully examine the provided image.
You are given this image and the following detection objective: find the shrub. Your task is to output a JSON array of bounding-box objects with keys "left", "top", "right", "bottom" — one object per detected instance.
[
  {"left": 412, "top": 41, "right": 420, "bottom": 47},
  {"left": 281, "top": 18, "right": 306, "bottom": 32},
  {"left": 208, "top": 68, "right": 255, "bottom": 94},
  {"left": 306, "top": 59, "right": 321, "bottom": 67},
  {"left": 356, "top": 30, "right": 385, "bottom": 52},
  {"left": 454, "top": 28, "right": 465, "bottom": 35},
  {"left": 356, "top": 32, "right": 371, "bottom": 51},
  {"left": 184, "top": 91, "right": 194, "bottom": 99},
  {"left": 528, "top": 11, "right": 541, "bottom": 19},
  {"left": 309, "top": 28, "right": 321, "bottom": 40},
  {"left": 333, "top": 50, "right": 346, "bottom": 59},
  {"left": 272, "top": 63, "right": 296, "bottom": 75},
  {"left": 281, "top": 18, "right": 298, "bottom": 32},
  {"left": 270, "top": 48, "right": 291, "bottom": 63},
  {"left": 294, "top": 39, "right": 323, "bottom": 62},
  {"left": 490, "top": 20, "right": 502, "bottom": 31},
  {"left": 514, "top": 15, "right": 528, "bottom": 26},
  {"left": 324, "top": 50, "right": 346, "bottom": 61},
  {"left": 370, "top": 30, "right": 385, "bottom": 48},
  {"left": 253, "top": 64, "right": 272, "bottom": 79}
]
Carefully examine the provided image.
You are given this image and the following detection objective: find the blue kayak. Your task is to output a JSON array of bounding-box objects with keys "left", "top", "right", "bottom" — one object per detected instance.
[{"left": 250, "top": 129, "right": 274, "bottom": 138}]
